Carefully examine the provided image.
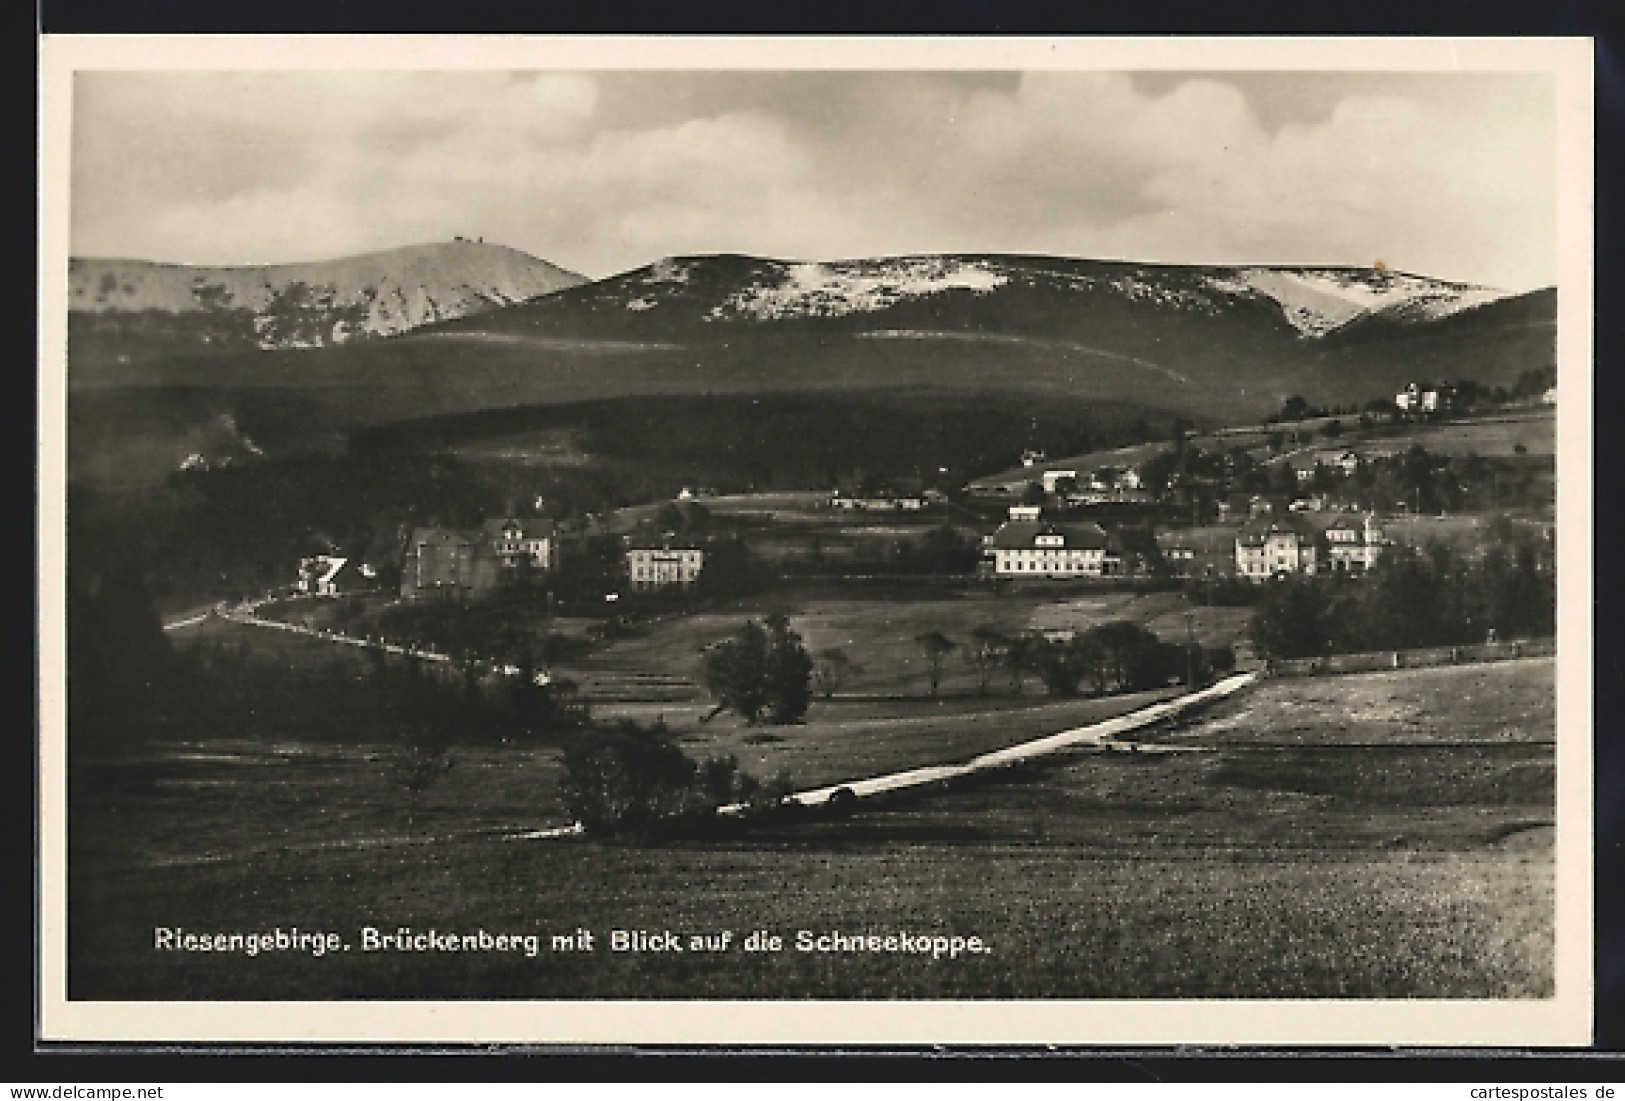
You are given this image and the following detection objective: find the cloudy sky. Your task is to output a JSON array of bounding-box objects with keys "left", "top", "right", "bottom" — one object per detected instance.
[{"left": 71, "top": 69, "right": 1556, "bottom": 291}]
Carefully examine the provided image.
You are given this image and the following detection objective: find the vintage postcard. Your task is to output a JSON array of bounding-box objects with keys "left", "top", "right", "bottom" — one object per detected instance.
[{"left": 37, "top": 35, "right": 1594, "bottom": 1046}]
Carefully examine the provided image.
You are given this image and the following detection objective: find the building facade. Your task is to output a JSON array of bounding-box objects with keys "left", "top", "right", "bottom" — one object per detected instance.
[
  {"left": 987, "top": 520, "right": 1118, "bottom": 578},
  {"left": 400, "top": 518, "right": 554, "bottom": 601},
  {"left": 627, "top": 536, "right": 706, "bottom": 589},
  {"left": 1235, "top": 523, "right": 1321, "bottom": 579},
  {"left": 1395, "top": 381, "right": 1457, "bottom": 415},
  {"left": 1324, "top": 515, "right": 1387, "bottom": 574},
  {"left": 297, "top": 555, "right": 370, "bottom": 596},
  {"left": 481, "top": 518, "right": 555, "bottom": 572}
]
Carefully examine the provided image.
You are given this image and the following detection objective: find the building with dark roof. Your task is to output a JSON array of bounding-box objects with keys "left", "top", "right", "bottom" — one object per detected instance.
[{"left": 986, "top": 519, "right": 1119, "bottom": 578}]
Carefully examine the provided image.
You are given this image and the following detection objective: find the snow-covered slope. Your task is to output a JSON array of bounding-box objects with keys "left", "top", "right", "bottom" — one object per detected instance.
[
  {"left": 69, "top": 241, "right": 586, "bottom": 349},
  {"left": 1203, "top": 268, "right": 1510, "bottom": 337},
  {"left": 601, "top": 254, "right": 1509, "bottom": 337},
  {"left": 708, "top": 257, "right": 1010, "bottom": 320}
]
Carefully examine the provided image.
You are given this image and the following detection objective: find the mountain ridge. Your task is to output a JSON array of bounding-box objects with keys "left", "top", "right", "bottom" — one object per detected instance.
[
  {"left": 426, "top": 251, "right": 1532, "bottom": 345},
  {"left": 68, "top": 248, "right": 1556, "bottom": 486},
  {"left": 68, "top": 240, "right": 586, "bottom": 352}
]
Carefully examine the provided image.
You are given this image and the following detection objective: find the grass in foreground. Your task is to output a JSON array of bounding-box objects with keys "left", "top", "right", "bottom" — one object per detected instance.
[
  {"left": 69, "top": 736, "right": 1552, "bottom": 1000},
  {"left": 1140, "top": 657, "right": 1554, "bottom": 746},
  {"left": 66, "top": 646, "right": 1555, "bottom": 1001}
]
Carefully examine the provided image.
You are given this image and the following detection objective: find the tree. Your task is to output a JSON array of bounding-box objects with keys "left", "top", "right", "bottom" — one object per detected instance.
[
  {"left": 703, "top": 615, "right": 812, "bottom": 725},
  {"left": 1033, "top": 637, "right": 1084, "bottom": 696},
  {"left": 1002, "top": 634, "right": 1035, "bottom": 694},
  {"left": 380, "top": 659, "right": 457, "bottom": 837},
  {"left": 558, "top": 722, "right": 788, "bottom": 839},
  {"left": 813, "top": 647, "right": 856, "bottom": 697},
  {"left": 1085, "top": 621, "right": 1173, "bottom": 692},
  {"left": 914, "top": 631, "right": 957, "bottom": 697},
  {"left": 763, "top": 614, "right": 813, "bottom": 724},
  {"left": 703, "top": 620, "right": 770, "bottom": 722},
  {"left": 557, "top": 721, "right": 700, "bottom": 838},
  {"left": 965, "top": 626, "right": 1008, "bottom": 695}
]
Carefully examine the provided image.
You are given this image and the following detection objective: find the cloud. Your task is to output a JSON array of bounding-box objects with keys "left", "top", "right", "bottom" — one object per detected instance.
[{"left": 68, "top": 69, "right": 1555, "bottom": 290}]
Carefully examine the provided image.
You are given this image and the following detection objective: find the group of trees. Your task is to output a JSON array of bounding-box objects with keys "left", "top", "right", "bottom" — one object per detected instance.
[
  {"left": 899, "top": 621, "right": 1232, "bottom": 699},
  {"left": 556, "top": 721, "right": 791, "bottom": 839},
  {"left": 1201, "top": 442, "right": 1548, "bottom": 518},
  {"left": 1249, "top": 524, "right": 1555, "bottom": 659},
  {"left": 1061, "top": 624, "right": 1222, "bottom": 696},
  {"left": 1021, "top": 623, "right": 1231, "bottom": 697}
]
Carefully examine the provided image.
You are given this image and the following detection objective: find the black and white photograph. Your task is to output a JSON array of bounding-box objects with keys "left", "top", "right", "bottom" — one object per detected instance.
[{"left": 37, "top": 36, "right": 1594, "bottom": 1045}]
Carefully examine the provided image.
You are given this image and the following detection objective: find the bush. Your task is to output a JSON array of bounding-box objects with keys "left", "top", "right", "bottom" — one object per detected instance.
[{"left": 557, "top": 721, "right": 789, "bottom": 839}]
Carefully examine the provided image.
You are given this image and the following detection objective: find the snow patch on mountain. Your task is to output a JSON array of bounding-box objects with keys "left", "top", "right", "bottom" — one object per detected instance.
[
  {"left": 68, "top": 241, "right": 586, "bottom": 349},
  {"left": 1101, "top": 274, "right": 1227, "bottom": 315},
  {"left": 1205, "top": 268, "right": 1509, "bottom": 337},
  {"left": 710, "top": 258, "right": 1009, "bottom": 320}
]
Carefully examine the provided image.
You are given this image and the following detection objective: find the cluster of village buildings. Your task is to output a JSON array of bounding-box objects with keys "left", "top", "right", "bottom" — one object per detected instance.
[
  {"left": 977, "top": 505, "right": 1386, "bottom": 581},
  {"left": 296, "top": 490, "right": 1391, "bottom": 603},
  {"left": 302, "top": 377, "right": 1552, "bottom": 601},
  {"left": 297, "top": 517, "right": 712, "bottom": 601}
]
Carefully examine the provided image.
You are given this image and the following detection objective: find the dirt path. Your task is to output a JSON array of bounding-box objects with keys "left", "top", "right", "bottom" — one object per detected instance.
[{"left": 720, "top": 671, "right": 1259, "bottom": 812}]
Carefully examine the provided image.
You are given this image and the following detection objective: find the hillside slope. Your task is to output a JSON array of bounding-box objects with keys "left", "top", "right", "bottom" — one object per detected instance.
[
  {"left": 431, "top": 253, "right": 1522, "bottom": 341},
  {"left": 67, "top": 251, "right": 1556, "bottom": 487},
  {"left": 68, "top": 241, "right": 586, "bottom": 354}
]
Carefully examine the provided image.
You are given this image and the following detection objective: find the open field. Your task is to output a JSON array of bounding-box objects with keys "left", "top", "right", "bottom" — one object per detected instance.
[
  {"left": 668, "top": 687, "right": 1182, "bottom": 791},
  {"left": 1360, "top": 412, "right": 1554, "bottom": 459},
  {"left": 1139, "top": 657, "right": 1553, "bottom": 746},
  {"left": 170, "top": 615, "right": 385, "bottom": 672},
  {"left": 67, "top": 653, "right": 1552, "bottom": 1000},
  {"left": 966, "top": 410, "right": 1555, "bottom": 496},
  {"left": 68, "top": 739, "right": 1551, "bottom": 1000},
  {"left": 1379, "top": 513, "right": 1554, "bottom": 551},
  {"left": 568, "top": 591, "right": 1245, "bottom": 700}
]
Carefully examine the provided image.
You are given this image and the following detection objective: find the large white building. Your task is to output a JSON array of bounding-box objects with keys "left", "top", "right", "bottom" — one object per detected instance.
[
  {"left": 986, "top": 520, "right": 1117, "bottom": 578},
  {"left": 626, "top": 535, "right": 706, "bottom": 589},
  {"left": 1235, "top": 523, "right": 1321, "bottom": 579}
]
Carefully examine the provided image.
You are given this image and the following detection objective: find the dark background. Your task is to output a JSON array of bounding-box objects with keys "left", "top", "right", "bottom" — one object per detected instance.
[{"left": 21, "top": 0, "right": 1625, "bottom": 1082}]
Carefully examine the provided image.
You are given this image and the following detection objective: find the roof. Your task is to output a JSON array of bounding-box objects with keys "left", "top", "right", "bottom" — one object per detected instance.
[
  {"left": 626, "top": 531, "right": 706, "bottom": 551},
  {"left": 407, "top": 527, "right": 475, "bottom": 549},
  {"left": 1236, "top": 522, "right": 1317, "bottom": 547},
  {"left": 480, "top": 517, "right": 555, "bottom": 543},
  {"left": 988, "top": 520, "right": 1110, "bottom": 550},
  {"left": 1156, "top": 530, "right": 1223, "bottom": 550},
  {"left": 301, "top": 555, "right": 348, "bottom": 585}
]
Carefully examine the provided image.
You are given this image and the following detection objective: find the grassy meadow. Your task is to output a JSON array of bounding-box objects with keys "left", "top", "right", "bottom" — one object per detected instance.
[{"left": 69, "top": 623, "right": 1553, "bottom": 1001}]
